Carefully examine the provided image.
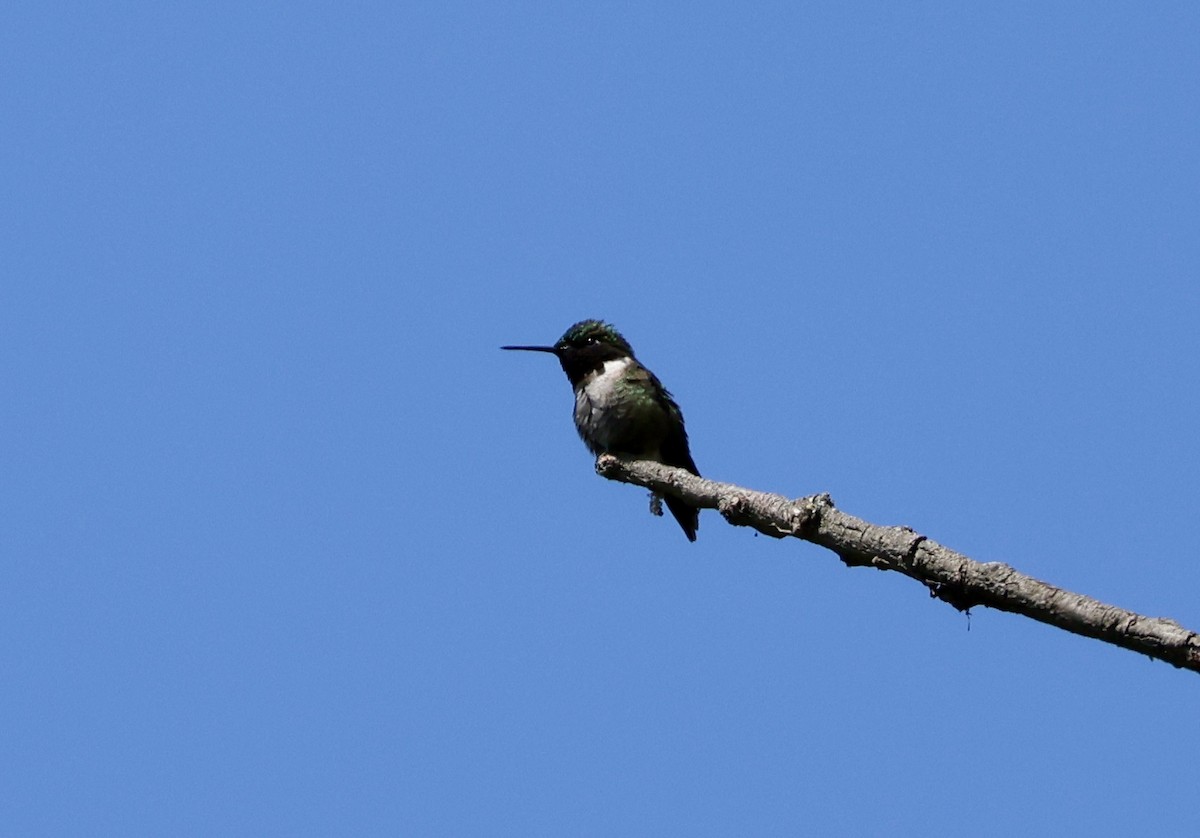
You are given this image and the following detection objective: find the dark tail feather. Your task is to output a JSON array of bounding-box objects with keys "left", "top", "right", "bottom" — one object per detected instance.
[{"left": 665, "top": 494, "right": 699, "bottom": 542}]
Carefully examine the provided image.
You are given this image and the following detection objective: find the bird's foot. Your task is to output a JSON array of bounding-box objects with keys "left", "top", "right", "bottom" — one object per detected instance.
[{"left": 648, "top": 491, "right": 664, "bottom": 518}]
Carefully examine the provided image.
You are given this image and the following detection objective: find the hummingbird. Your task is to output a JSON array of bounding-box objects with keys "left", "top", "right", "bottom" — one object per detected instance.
[{"left": 502, "top": 319, "right": 701, "bottom": 541}]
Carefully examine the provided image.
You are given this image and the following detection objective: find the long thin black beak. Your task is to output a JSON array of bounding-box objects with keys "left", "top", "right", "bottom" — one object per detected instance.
[{"left": 500, "top": 345, "right": 559, "bottom": 354}]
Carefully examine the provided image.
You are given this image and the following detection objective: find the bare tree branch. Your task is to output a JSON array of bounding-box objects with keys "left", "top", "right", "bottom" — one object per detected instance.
[{"left": 595, "top": 455, "right": 1200, "bottom": 674}]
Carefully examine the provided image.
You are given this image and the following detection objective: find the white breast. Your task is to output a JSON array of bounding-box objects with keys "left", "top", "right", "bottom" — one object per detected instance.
[
  {"left": 582, "top": 358, "right": 630, "bottom": 405},
  {"left": 574, "top": 357, "right": 631, "bottom": 451}
]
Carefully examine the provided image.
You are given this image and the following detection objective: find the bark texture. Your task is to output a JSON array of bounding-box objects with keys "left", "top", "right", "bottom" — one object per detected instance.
[{"left": 595, "top": 455, "right": 1200, "bottom": 674}]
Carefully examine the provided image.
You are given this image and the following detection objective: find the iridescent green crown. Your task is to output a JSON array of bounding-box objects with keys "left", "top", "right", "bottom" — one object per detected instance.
[{"left": 558, "top": 320, "right": 634, "bottom": 355}]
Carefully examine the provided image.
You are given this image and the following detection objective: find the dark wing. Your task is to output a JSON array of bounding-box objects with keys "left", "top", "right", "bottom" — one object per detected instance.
[
  {"left": 649, "top": 375, "right": 700, "bottom": 542},
  {"left": 652, "top": 378, "right": 699, "bottom": 476}
]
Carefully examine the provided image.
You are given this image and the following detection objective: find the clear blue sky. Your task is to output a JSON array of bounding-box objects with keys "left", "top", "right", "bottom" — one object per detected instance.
[{"left": 3, "top": 3, "right": 1198, "bottom": 835}]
